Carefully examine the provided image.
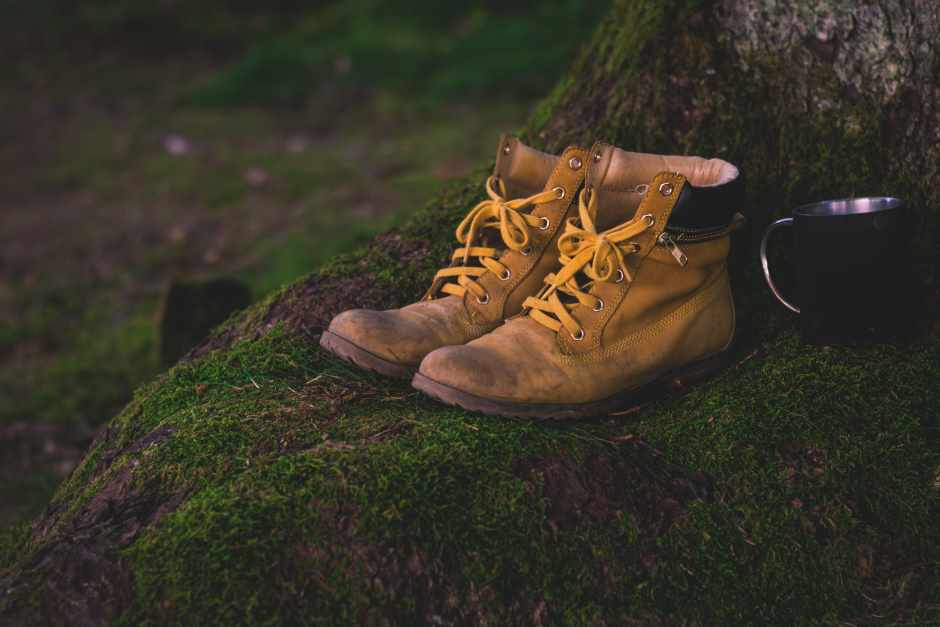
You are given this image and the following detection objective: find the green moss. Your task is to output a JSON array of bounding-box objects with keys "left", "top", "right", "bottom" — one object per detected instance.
[
  {"left": 58, "top": 276, "right": 927, "bottom": 624},
  {"left": 51, "top": 440, "right": 106, "bottom": 512},
  {"left": 634, "top": 329, "right": 940, "bottom": 623},
  {"left": 107, "top": 307, "right": 939, "bottom": 624},
  {"left": 117, "top": 370, "right": 650, "bottom": 624},
  {"left": 597, "top": 0, "right": 698, "bottom": 75}
]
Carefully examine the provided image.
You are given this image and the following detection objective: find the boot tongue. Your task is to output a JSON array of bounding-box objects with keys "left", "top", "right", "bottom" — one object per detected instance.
[
  {"left": 541, "top": 145, "right": 671, "bottom": 316},
  {"left": 493, "top": 134, "right": 558, "bottom": 200},
  {"left": 449, "top": 136, "right": 557, "bottom": 267}
]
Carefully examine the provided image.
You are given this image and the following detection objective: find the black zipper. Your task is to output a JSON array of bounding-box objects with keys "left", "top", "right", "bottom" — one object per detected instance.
[
  {"left": 665, "top": 213, "right": 745, "bottom": 242},
  {"left": 657, "top": 213, "right": 745, "bottom": 265}
]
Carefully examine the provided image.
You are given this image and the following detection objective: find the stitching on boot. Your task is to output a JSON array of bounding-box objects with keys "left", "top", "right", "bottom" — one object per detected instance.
[{"left": 561, "top": 268, "right": 728, "bottom": 365}]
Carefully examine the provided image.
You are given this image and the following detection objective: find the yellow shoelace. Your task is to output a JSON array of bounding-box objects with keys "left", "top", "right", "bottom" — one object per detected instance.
[
  {"left": 523, "top": 188, "right": 654, "bottom": 338},
  {"left": 431, "top": 175, "right": 564, "bottom": 301}
]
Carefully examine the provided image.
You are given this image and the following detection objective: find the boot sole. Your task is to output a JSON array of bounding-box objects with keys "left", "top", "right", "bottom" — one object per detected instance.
[
  {"left": 319, "top": 330, "right": 416, "bottom": 379},
  {"left": 411, "top": 349, "right": 733, "bottom": 420}
]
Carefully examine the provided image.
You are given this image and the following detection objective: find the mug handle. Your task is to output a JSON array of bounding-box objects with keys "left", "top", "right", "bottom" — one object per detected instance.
[{"left": 760, "top": 218, "right": 801, "bottom": 313}]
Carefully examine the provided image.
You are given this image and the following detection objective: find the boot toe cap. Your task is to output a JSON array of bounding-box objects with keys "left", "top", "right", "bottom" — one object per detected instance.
[
  {"left": 418, "top": 344, "right": 518, "bottom": 400},
  {"left": 326, "top": 309, "right": 416, "bottom": 366}
]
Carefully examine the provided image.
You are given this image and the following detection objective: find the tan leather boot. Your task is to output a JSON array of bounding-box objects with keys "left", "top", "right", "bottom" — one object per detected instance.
[
  {"left": 413, "top": 143, "right": 744, "bottom": 418},
  {"left": 320, "top": 136, "right": 589, "bottom": 377}
]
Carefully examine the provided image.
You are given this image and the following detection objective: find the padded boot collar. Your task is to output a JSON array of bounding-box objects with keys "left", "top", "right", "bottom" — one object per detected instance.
[
  {"left": 667, "top": 171, "right": 744, "bottom": 231},
  {"left": 586, "top": 143, "right": 742, "bottom": 232}
]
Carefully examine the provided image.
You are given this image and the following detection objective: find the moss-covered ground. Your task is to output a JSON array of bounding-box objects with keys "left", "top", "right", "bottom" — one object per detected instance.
[
  {"left": 2, "top": 0, "right": 939, "bottom": 624},
  {"left": 5, "top": 171, "right": 936, "bottom": 622}
]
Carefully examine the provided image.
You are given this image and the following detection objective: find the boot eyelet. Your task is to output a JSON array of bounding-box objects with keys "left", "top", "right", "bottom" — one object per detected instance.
[
  {"left": 520, "top": 247, "right": 531, "bottom": 256},
  {"left": 642, "top": 213, "right": 655, "bottom": 226},
  {"left": 659, "top": 182, "right": 674, "bottom": 196},
  {"left": 614, "top": 269, "right": 625, "bottom": 283},
  {"left": 592, "top": 298, "right": 604, "bottom": 312},
  {"left": 538, "top": 216, "right": 551, "bottom": 230},
  {"left": 503, "top": 144, "right": 511, "bottom": 155},
  {"left": 571, "top": 328, "right": 585, "bottom": 341},
  {"left": 593, "top": 151, "right": 603, "bottom": 162},
  {"left": 568, "top": 157, "right": 582, "bottom": 170},
  {"left": 553, "top": 186, "right": 566, "bottom": 199},
  {"left": 498, "top": 269, "right": 511, "bottom": 281},
  {"left": 631, "top": 243, "right": 642, "bottom": 252},
  {"left": 476, "top": 293, "right": 490, "bottom": 305}
]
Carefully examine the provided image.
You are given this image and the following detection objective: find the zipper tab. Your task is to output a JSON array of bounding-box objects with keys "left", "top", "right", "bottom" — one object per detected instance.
[{"left": 658, "top": 232, "right": 688, "bottom": 266}]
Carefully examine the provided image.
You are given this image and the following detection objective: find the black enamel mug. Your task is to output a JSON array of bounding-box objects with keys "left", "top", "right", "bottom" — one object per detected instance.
[{"left": 760, "top": 197, "right": 909, "bottom": 344}]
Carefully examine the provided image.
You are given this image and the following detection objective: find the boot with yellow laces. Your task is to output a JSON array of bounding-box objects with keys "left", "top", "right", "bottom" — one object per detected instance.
[
  {"left": 320, "top": 135, "right": 589, "bottom": 377},
  {"left": 413, "top": 143, "right": 744, "bottom": 418}
]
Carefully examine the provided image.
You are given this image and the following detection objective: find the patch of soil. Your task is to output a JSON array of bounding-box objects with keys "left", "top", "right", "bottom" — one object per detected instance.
[{"left": 527, "top": 450, "right": 709, "bottom": 536}]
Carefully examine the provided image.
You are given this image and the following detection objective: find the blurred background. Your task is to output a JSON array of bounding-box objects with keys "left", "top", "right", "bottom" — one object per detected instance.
[{"left": 0, "top": 1, "right": 607, "bottom": 529}]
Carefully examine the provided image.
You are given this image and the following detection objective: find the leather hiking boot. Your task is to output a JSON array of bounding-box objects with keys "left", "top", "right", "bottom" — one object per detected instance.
[
  {"left": 320, "top": 135, "right": 590, "bottom": 378},
  {"left": 413, "top": 143, "right": 744, "bottom": 418}
]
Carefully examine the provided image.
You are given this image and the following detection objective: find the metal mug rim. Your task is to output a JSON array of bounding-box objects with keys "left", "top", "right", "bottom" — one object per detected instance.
[{"left": 792, "top": 196, "right": 903, "bottom": 218}]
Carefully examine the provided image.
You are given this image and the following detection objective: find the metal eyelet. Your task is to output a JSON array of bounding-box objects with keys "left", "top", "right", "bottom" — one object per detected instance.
[
  {"left": 571, "top": 328, "right": 585, "bottom": 341},
  {"left": 553, "top": 186, "right": 566, "bottom": 199},
  {"left": 538, "top": 216, "right": 551, "bottom": 230},
  {"left": 503, "top": 144, "right": 511, "bottom": 155},
  {"left": 593, "top": 151, "right": 603, "bottom": 162},
  {"left": 592, "top": 298, "right": 604, "bottom": 312},
  {"left": 568, "top": 157, "right": 582, "bottom": 170},
  {"left": 642, "top": 213, "right": 655, "bottom": 226},
  {"left": 476, "top": 293, "right": 490, "bottom": 305},
  {"left": 659, "top": 182, "right": 674, "bottom": 196},
  {"left": 498, "top": 268, "right": 511, "bottom": 281},
  {"left": 520, "top": 247, "right": 531, "bottom": 256},
  {"left": 614, "top": 269, "right": 625, "bottom": 283},
  {"left": 631, "top": 243, "right": 642, "bottom": 252}
]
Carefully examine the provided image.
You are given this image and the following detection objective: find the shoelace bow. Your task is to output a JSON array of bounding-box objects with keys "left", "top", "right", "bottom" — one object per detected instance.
[
  {"left": 523, "top": 188, "right": 654, "bottom": 338},
  {"left": 431, "top": 175, "right": 563, "bottom": 301}
]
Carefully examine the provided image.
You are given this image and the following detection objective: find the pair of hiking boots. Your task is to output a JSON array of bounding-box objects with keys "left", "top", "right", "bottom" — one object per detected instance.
[{"left": 321, "top": 136, "right": 744, "bottom": 419}]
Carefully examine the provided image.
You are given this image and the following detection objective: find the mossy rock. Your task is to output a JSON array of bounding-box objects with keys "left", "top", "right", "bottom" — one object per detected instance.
[{"left": 2, "top": 1, "right": 939, "bottom": 624}]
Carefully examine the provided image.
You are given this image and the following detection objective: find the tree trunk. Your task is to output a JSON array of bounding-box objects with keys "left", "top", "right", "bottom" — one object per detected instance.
[{"left": 2, "top": 1, "right": 938, "bottom": 624}]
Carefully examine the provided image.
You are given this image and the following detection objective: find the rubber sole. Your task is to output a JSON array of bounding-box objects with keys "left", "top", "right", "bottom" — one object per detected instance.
[
  {"left": 411, "top": 349, "right": 733, "bottom": 420},
  {"left": 319, "top": 330, "right": 417, "bottom": 379}
]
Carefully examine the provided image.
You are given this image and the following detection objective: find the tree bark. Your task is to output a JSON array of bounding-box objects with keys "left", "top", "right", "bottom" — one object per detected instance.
[{"left": 2, "top": 1, "right": 938, "bottom": 625}]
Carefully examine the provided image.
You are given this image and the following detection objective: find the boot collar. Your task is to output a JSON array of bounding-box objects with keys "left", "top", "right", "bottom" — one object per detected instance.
[{"left": 586, "top": 143, "right": 742, "bottom": 232}]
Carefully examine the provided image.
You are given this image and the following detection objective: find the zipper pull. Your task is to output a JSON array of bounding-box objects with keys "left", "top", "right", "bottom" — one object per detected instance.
[{"left": 658, "top": 232, "right": 688, "bottom": 266}]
